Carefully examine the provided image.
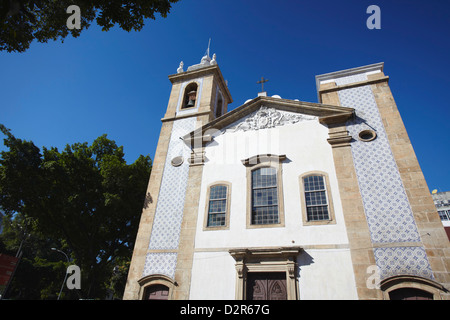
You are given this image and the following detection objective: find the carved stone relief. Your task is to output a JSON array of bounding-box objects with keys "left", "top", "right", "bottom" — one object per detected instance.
[{"left": 226, "top": 106, "right": 317, "bottom": 133}]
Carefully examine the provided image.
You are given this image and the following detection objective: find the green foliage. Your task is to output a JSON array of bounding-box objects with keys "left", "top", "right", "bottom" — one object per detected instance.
[
  {"left": 0, "top": 124, "right": 151, "bottom": 299},
  {"left": 0, "top": 0, "right": 180, "bottom": 53}
]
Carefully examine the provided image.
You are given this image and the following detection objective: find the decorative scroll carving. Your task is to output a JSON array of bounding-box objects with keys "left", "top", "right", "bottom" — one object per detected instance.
[{"left": 227, "top": 106, "right": 317, "bottom": 132}]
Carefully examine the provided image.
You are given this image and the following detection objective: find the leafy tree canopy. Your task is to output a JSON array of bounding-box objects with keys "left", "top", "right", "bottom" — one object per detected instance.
[
  {"left": 0, "top": 124, "right": 152, "bottom": 299},
  {"left": 0, "top": 0, "right": 180, "bottom": 52}
]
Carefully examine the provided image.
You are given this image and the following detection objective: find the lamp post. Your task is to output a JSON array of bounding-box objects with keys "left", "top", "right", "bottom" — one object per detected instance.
[{"left": 51, "top": 248, "right": 69, "bottom": 300}]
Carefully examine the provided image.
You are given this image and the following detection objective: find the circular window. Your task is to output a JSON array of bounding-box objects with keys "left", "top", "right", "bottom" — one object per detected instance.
[
  {"left": 358, "top": 129, "right": 377, "bottom": 142},
  {"left": 171, "top": 156, "right": 184, "bottom": 167}
]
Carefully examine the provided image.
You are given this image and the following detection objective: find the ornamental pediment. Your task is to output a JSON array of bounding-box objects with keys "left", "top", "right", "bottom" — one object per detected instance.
[
  {"left": 224, "top": 106, "right": 317, "bottom": 133},
  {"left": 182, "top": 95, "right": 354, "bottom": 148}
]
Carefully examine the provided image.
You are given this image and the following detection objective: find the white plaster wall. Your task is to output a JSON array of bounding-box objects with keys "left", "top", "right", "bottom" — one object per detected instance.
[
  {"left": 196, "top": 117, "right": 349, "bottom": 247},
  {"left": 189, "top": 113, "right": 358, "bottom": 299},
  {"left": 189, "top": 252, "right": 237, "bottom": 300},
  {"left": 189, "top": 249, "right": 358, "bottom": 300},
  {"left": 298, "top": 249, "right": 358, "bottom": 300}
]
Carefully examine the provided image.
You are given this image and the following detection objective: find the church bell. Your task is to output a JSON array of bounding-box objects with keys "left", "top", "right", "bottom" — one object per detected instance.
[
  {"left": 186, "top": 90, "right": 197, "bottom": 107},
  {"left": 186, "top": 99, "right": 195, "bottom": 107}
]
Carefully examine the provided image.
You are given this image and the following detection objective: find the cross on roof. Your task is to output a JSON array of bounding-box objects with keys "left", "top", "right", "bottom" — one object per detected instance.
[{"left": 257, "top": 76, "right": 269, "bottom": 92}]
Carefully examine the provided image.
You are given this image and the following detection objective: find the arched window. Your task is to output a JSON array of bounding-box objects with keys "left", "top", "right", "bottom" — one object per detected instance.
[
  {"left": 182, "top": 82, "right": 198, "bottom": 109},
  {"left": 204, "top": 182, "right": 231, "bottom": 230},
  {"left": 299, "top": 172, "right": 336, "bottom": 225}
]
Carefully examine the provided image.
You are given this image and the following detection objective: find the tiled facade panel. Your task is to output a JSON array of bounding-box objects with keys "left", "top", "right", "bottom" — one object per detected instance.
[
  {"left": 143, "top": 117, "right": 196, "bottom": 278},
  {"left": 142, "top": 252, "right": 178, "bottom": 279},
  {"left": 335, "top": 74, "right": 434, "bottom": 280},
  {"left": 373, "top": 246, "right": 433, "bottom": 280}
]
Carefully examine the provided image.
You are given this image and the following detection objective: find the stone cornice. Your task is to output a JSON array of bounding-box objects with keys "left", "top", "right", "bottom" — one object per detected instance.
[
  {"left": 229, "top": 246, "right": 303, "bottom": 261},
  {"left": 318, "top": 76, "right": 390, "bottom": 95}
]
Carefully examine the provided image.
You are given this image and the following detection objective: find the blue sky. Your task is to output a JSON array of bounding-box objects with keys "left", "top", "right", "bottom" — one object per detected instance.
[{"left": 1, "top": 0, "right": 449, "bottom": 192}]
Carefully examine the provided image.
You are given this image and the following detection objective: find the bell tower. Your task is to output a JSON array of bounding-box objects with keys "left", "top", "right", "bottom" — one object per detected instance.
[
  {"left": 123, "top": 51, "right": 232, "bottom": 300},
  {"left": 164, "top": 52, "right": 232, "bottom": 125}
]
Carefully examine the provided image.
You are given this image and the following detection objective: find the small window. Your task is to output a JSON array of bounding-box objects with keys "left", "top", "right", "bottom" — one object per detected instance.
[
  {"left": 303, "top": 175, "right": 329, "bottom": 221},
  {"left": 251, "top": 167, "right": 279, "bottom": 225},
  {"left": 300, "top": 172, "right": 335, "bottom": 225},
  {"left": 205, "top": 182, "right": 231, "bottom": 229},
  {"left": 215, "top": 94, "right": 223, "bottom": 118},
  {"left": 358, "top": 129, "right": 377, "bottom": 142}
]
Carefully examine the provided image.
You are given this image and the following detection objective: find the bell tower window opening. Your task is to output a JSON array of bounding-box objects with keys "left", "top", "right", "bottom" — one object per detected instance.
[
  {"left": 215, "top": 93, "right": 223, "bottom": 118},
  {"left": 182, "top": 82, "right": 198, "bottom": 109}
]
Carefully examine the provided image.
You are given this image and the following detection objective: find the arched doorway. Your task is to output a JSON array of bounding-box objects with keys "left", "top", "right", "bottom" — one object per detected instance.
[
  {"left": 138, "top": 274, "right": 175, "bottom": 300},
  {"left": 143, "top": 284, "right": 169, "bottom": 300},
  {"left": 389, "top": 288, "right": 433, "bottom": 300},
  {"left": 380, "top": 275, "right": 447, "bottom": 300}
]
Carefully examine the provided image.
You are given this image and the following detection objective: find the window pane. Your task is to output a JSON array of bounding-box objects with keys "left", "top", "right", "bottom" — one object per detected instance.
[
  {"left": 252, "top": 188, "right": 278, "bottom": 207},
  {"left": 307, "top": 206, "right": 329, "bottom": 221},
  {"left": 208, "top": 199, "right": 226, "bottom": 213},
  {"left": 438, "top": 210, "right": 449, "bottom": 221},
  {"left": 252, "top": 167, "right": 277, "bottom": 188},
  {"left": 208, "top": 213, "right": 226, "bottom": 227},
  {"left": 305, "top": 190, "right": 327, "bottom": 206},
  {"left": 210, "top": 185, "right": 227, "bottom": 200},
  {"left": 252, "top": 206, "right": 279, "bottom": 225},
  {"left": 303, "top": 175, "right": 325, "bottom": 192}
]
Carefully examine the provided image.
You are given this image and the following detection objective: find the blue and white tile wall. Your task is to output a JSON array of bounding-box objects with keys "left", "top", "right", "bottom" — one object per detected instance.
[
  {"left": 143, "top": 117, "right": 196, "bottom": 279},
  {"left": 143, "top": 252, "right": 178, "bottom": 279},
  {"left": 335, "top": 74, "right": 434, "bottom": 280}
]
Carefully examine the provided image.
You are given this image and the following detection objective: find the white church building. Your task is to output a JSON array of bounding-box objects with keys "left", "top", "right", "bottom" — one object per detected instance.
[{"left": 123, "top": 52, "right": 450, "bottom": 300}]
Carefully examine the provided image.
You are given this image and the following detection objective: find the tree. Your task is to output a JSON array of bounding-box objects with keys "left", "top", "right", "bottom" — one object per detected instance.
[
  {"left": 0, "top": 125, "right": 152, "bottom": 299},
  {"left": 0, "top": 0, "right": 180, "bottom": 53},
  {"left": 0, "top": 214, "right": 72, "bottom": 299}
]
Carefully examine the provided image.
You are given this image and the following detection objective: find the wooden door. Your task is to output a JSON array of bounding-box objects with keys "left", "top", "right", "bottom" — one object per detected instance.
[
  {"left": 247, "top": 272, "right": 287, "bottom": 300},
  {"left": 143, "top": 284, "right": 169, "bottom": 300}
]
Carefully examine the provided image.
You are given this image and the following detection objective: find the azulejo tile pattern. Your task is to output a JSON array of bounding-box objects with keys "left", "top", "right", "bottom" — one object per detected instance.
[
  {"left": 143, "top": 117, "right": 195, "bottom": 279},
  {"left": 335, "top": 74, "right": 433, "bottom": 280},
  {"left": 143, "top": 252, "right": 178, "bottom": 279},
  {"left": 373, "top": 247, "right": 434, "bottom": 280},
  {"left": 148, "top": 117, "right": 195, "bottom": 250}
]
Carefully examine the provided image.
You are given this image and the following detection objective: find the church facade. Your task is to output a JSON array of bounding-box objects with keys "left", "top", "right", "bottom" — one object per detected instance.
[{"left": 123, "top": 54, "right": 450, "bottom": 300}]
